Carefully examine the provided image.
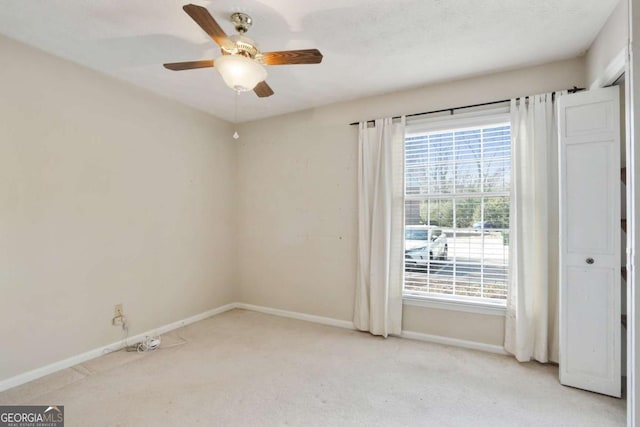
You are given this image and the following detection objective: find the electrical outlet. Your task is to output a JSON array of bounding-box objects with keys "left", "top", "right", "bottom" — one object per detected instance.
[{"left": 112, "top": 304, "right": 126, "bottom": 328}]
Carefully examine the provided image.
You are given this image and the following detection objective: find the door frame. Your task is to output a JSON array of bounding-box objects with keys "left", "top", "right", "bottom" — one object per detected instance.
[
  {"left": 592, "top": 1, "right": 638, "bottom": 422},
  {"left": 627, "top": 0, "right": 638, "bottom": 424}
]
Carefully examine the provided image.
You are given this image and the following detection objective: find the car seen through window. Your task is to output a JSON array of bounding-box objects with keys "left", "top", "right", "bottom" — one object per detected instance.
[{"left": 404, "top": 225, "right": 448, "bottom": 271}]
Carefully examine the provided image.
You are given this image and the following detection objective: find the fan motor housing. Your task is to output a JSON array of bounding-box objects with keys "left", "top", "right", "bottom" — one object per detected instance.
[{"left": 222, "top": 34, "right": 260, "bottom": 59}]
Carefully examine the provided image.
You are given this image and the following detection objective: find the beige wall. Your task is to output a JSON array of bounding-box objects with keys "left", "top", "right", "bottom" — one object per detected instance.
[
  {"left": 0, "top": 35, "right": 237, "bottom": 381},
  {"left": 0, "top": 32, "right": 595, "bottom": 384},
  {"left": 237, "top": 57, "right": 586, "bottom": 346},
  {"left": 586, "top": 0, "right": 627, "bottom": 88},
  {"left": 403, "top": 305, "right": 505, "bottom": 345}
]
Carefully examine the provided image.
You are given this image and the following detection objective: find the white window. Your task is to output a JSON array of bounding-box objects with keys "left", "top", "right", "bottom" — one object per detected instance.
[{"left": 403, "top": 112, "right": 511, "bottom": 305}]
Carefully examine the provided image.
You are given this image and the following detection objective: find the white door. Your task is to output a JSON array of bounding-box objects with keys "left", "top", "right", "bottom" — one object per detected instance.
[{"left": 558, "top": 86, "right": 621, "bottom": 397}]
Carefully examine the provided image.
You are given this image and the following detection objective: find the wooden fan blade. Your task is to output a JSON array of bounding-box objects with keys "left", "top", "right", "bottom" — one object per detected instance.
[
  {"left": 183, "top": 4, "right": 230, "bottom": 48},
  {"left": 163, "top": 60, "right": 214, "bottom": 71},
  {"left": 254, "top": 81, "right": 274, "bottom": 97},
  {"left": 261, "top": 49, "right": 323, "bottom": 65}
]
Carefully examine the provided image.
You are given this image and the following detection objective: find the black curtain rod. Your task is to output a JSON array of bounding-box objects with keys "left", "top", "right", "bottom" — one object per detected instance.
[{"left": 348, "top": 86, "right": 585, "bottom": 126}]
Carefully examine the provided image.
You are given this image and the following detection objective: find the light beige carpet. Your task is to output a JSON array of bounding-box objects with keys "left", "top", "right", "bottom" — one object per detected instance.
[{"left": 0, "top": 309, "right": 625, "bottom": 426}]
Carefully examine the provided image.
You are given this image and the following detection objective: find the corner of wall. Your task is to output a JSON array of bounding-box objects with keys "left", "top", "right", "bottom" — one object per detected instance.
[{"left": 585, "top": 0, "right": 628, "bottom": 88}]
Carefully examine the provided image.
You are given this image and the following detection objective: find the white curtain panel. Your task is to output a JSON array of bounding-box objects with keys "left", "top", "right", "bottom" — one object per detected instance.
[
  {"left": 354, "top": 117, "right": 406, "bottom": 337},
  {"left": 505, "top": 92, "right": 565, "bottom": 363}
]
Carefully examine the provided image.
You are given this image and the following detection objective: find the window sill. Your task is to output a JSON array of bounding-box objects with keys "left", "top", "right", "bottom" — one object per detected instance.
[{"left": 403, "top": 295, "right": 506, "bottom": 316}]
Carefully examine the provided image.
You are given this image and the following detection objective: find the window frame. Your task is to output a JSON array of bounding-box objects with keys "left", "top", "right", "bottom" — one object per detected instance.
[{"left": 402, "top": 107, "right": 511, "bottom": 312}]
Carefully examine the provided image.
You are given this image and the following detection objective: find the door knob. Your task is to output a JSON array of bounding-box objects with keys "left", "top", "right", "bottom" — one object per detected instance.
[{"left": 586, "top": 257, "right": 594, "bottom": 264}]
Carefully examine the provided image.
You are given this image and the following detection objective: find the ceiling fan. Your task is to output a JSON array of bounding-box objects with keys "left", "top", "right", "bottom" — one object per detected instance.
[{"left": 163, "top": 4, "right": 323, "bottom": 98}]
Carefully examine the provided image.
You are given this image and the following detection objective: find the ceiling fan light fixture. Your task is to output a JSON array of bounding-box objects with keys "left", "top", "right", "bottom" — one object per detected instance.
[
  {"left": 215, "top": 55, "right": 267, "bottom": 92},
  {"left": 164, "top": 4, "right": 323, "bottom": 98}
]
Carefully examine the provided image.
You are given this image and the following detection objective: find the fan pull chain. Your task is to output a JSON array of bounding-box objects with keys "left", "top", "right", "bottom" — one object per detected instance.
[{"left": 233, "top": 90, "right": 240, "bottom": 140}]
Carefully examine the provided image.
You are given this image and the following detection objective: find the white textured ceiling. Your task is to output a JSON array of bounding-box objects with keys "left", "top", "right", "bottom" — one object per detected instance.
[{"left": 0, "top": 0, "right": 619, "bottom": 122}]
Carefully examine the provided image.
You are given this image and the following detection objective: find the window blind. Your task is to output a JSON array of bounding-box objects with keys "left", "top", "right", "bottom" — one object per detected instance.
[{"left": 404, "top": 120, "right": 511, "bottom": 303}]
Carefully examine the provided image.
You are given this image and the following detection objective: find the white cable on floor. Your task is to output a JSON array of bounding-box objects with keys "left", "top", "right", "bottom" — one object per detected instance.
[
  {"left": 124, "top": 327, "right": 189, "bottom": 353},
  {"left": 137, "top": 336, "right": 161, "bottom": 352}
]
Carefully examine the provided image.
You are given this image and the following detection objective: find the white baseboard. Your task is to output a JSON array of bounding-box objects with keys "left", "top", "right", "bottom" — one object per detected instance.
[
  {"left": 401, "top": 330, "right": 508, "bottom": 355},
  {"left": 236, "top": 303, "right": 507, "bottom": 355},
  {"left": 140, "top": 303, "right": 237, "bottom": 338},
  {"left": 235, "top": 303, "right": 356, "bottom": 330},
  {"left": 1, "top": 302, "right": 509, "bottom": 392},
  {"left": 0, "top": 303, "right": 237, "bottom": 392}
]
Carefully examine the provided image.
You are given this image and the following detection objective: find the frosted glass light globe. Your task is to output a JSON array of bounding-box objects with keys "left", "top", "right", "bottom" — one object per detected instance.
[{"left": 215, "top": 55, "right": 267, "bottom": 92}]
